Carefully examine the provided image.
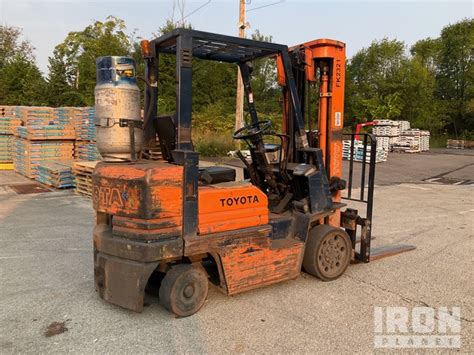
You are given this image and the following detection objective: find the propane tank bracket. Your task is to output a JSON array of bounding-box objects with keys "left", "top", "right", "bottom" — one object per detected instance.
[{"left": 118, "top": 119, "right": 144, "bottom": 162}]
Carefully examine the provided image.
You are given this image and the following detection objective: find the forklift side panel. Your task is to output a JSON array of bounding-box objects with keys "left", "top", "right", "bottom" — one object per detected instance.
[
  {"left": 220, "top": 236, "right": 304, "bottom": 295},
  {"left": 185, "top": 225, "right": 304, "bottom": 295}
]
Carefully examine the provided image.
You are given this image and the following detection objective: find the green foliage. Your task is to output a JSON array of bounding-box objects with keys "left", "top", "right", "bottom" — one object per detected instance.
[
  {"left": 0, "top": 25, "right": 46, "bottom": 106},
  {"left": 410, "top": 37, "right": 441, "bottom": 71},
  {"left": 249, "top": 30, "right": 280, "bottom": 114},
  {"left": 193, "top": 129, "right": 236, "bottom": 157},
  {"left": 0, "top": 54, "right": 47, "bottom": 105},
  {"left": 52, "top": 16, "right": 134, "bottom": 106},
  {"left": 0, "top": 25, "right": 34, "bottom": 69},
  {"left": 46, "top": 49, "right": 83, "bottom": 106},
  {"left": 345, "top": 38, "right": 407, "bottom": 122},
  {"left": 399, "top": 57, "right": 444, "bottom": 133},
  {"left": 435, "top": 18, "right": 474, "bottom": 136}
]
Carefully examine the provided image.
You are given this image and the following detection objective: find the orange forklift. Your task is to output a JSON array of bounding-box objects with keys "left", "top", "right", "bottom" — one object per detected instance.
[{"left": 92, "top": 29, "right": 413, "bottom": 317}]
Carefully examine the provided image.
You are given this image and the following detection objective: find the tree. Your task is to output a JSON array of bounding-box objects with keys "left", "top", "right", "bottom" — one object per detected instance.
[
  {"left": 52, "top": 16, "right": 134, "bottom": 106},
  {"left": 249, "top": 30, "right": 280, "bottom": 115},
  {"left": 410, "top": 37, "right": 441, "bottom": 71},
  {"left": 0, "top": 25, "right": 34, "bottom": 69},
  {"left": 46, "top": 48, "right": 83, "bottom": 106},
  {"left": 400, "top": 58, "right": 443, "bottom": 133},
  {"left": 435, "top": 19, "right": 473, "bottom": 137},
  {"left": 0, "top": 55, "right": 47, "bottom": 105},
  {"left": 0, "top": 26, "right": 46, "bottom": 106},
  {"left": 345, "top": 38, "right": 407, "bottom": 122}
]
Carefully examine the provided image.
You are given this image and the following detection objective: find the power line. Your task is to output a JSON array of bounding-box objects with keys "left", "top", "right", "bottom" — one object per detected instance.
[
  {"left": 180, "top": 0, "right": 212, "bottom": 24},
  {"left": 246, "top": 0, "right": 285, "bottom": 13}
]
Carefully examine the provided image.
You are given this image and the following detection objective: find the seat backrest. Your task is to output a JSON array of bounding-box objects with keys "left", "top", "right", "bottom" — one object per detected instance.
[{"left": 155, "top": 114, "right": 176, "bottom": 161}]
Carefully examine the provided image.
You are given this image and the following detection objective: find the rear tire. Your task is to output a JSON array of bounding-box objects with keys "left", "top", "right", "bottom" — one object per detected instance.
[
  {"left": 159, "top": 264, "right": 208, "bottom": 317},
  {"left": 303, "top": 225, "right": 352, "bottom": 281}
]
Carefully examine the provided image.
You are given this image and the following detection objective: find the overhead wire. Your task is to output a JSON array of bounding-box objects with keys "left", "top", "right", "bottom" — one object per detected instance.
[
  {"left": 246, "top": 0, "right": 285, "bottom": 13},
  {"left": 179, "top": 0, "right": 212, "bottom": 24}
]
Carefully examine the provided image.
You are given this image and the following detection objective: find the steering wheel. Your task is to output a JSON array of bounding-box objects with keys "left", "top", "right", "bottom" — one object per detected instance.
[{"left": 233, "top": 120, "right": 272, "bottom": 140}]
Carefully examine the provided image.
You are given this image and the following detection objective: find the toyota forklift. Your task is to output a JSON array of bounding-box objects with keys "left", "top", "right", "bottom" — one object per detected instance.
[{"left": 92, "top": 29, "right": 414, "bottom": 317}]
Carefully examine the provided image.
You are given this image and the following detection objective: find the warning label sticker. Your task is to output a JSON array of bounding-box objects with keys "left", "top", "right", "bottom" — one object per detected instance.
[{"left": 335, "top": 112, "right": 342, "bottom": 127}]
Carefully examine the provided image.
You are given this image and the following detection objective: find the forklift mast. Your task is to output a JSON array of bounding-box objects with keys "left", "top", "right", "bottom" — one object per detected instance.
[{"left": 278, "top": 39, "right": 346, "bottom": 226}]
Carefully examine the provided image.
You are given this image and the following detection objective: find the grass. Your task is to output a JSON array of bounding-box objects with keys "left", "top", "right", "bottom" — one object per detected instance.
[
  {"left": 430, "top": 135, "right": 449, "bottom": 148},
  {"left": 193, "top": 130, "right": 236, "bottom": 157},
  {"left": 429, "top": 133, "right": 473, "bottom": 148}
]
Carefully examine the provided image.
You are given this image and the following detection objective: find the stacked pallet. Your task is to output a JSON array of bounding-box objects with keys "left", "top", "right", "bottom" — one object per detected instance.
[
  {"left": 447, "top": 139, "right": 474, "bottom": 149},
  {"left": 72, "top": 107, "right": 96, "bottom": 141},
  {"left": 12, "top": 138, "right": 74, "bottom": 178},
  {"left": 15, "top": 106, "right": 57, "bottom": 126},
  {"left": 74, "top": 141, "right": 101, "bottom": 161},
  {"left": 13, "top": 106, "right": 75, "bottom": 179},
  {"left": 398, "top": 120, "right": 410, "bottom": 132},
  {"left": 0, "top": 135, "right": 13, "bottom": 167},
  {"left": 0, "top": 106, "right": 20, "bottom": 134},
  {"left": 343, "top": 140, "right": 388, "bottom": 163},
  {"left": 36, "top": 161, "right": 75, "bottom": 188},
  {"left": 17, "top": 125, "right": 75, "bottom": 140},
  {"left": 371, "top": 120, "right": 430, "bottom": 153},
  {"left": 15, "top": 106, "right": 75, "bottom": 139},
  {"left": 0, "top": 106, "right": 20, "bottom": 169},
  {"left": 372, "top": 121, "right": 400, "bottom": 150},
  {"left": 391, "top": 129, "right": 427, "bottom": 153},
  {"left": 375, "top": 136, "right": 390, "bottom": 151},
  {"left": 420, "top": 130, "right": 430, "bottom": 151},
  {"left": 72, "top": 161, "right": 98, "bottom": 197},
  {"left": 72, "top": 107, "right": 101, "bottom": 161},
  {"left": 391, "top": 137, "right": 418, "bottom": 153}
]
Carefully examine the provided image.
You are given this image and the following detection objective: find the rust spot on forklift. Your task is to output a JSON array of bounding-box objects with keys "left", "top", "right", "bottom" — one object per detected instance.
[{"left": 242, "top": 247, "right": 262, "bottom": 254}]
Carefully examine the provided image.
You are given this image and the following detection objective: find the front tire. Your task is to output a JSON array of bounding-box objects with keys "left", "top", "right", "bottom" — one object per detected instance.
[
  {"left": 303, "top": 225, "right": 352, "bottom": 281},
  {"left": 159, "top": 264, "right": 208, "bottom": 317}
]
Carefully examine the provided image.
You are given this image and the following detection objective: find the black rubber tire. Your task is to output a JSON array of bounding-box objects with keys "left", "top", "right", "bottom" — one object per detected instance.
[
  {"left": 159, "top": 264, "right": 208, "bottom": 317},
  {"left": 303, "top": 225, "right": 352, "bottom": 281}
]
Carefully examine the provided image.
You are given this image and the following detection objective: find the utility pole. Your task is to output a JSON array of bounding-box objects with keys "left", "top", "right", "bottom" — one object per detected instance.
[{"left": 235, "top": 0, "right": 246, "bottom": 133}]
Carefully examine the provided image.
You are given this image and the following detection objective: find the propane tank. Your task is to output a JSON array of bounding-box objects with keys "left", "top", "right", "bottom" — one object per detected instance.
[{"left": 95, "top": 56, "right": 142, "bottom": 161}]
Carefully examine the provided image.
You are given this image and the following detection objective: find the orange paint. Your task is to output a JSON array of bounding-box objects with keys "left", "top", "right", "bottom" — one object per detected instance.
[
  {"left": 92, "top": 161, "right": 183, "bottom": 219},
  {"left": 219, "top": 236, "right": 304, "bottom": 295},
  {"left": 93, "top": 162, "right": 268, "bottom": 237},
  {"left": 198, "top": 183, "right": 268, "bottom": 234}
]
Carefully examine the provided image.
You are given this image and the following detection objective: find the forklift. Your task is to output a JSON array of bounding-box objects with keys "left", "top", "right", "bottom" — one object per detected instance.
[{"left": 92, "top": 29, "right": 414, "bottom": 317}]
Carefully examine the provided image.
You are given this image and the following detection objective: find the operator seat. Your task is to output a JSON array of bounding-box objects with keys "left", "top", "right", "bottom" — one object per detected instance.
[
  {"left": 155, "top": 114, "right": 178, "bottom": 162},
  {"left": 199, "top": 166, "right": 236, "bottom": 185},
  {"left": 155, "top": 114, "right": 235, "bottom": 185}
]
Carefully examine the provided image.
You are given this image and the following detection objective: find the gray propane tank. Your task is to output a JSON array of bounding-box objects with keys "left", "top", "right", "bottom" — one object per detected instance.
[{"left": 95, "top": 56, "right": 142, "bottom": 161}]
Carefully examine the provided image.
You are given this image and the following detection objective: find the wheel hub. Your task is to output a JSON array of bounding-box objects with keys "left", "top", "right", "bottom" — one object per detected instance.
[
  {"left": 318, "top": 235, "right": 348, "bottom": 274},
  {"left": 183, "top": 284, "right": 195, "bottom": 298}
]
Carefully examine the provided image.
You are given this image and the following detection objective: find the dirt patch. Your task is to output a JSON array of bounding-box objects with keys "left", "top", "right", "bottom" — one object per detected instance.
[
  {"left": 10, "top": 183, "right": 51, "bottom": 194},
  {"left": 44, "top": 321, "right": 68, "bottom": 337}
]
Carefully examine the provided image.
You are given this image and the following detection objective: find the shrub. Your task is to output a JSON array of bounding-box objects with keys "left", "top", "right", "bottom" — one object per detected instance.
[{"left": 193, "top": 130, "right": 236, "bottom": 157}]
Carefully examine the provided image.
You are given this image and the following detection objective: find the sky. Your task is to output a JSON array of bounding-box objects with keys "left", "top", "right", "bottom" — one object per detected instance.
[{"left": 1, "top": 0, "right": 472, "bottom": 74}]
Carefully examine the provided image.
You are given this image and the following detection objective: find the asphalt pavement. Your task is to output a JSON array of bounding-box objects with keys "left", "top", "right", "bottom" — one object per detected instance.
[{"left": 0, "top": 150, "right": 472, "bottom": 353}]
